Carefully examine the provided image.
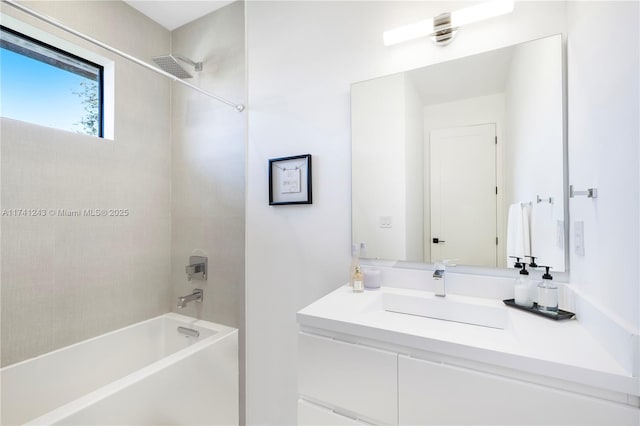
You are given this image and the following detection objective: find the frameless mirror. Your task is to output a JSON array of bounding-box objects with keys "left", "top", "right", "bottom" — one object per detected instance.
[{"left": 352, "top": 34, "right": 567, "bottom": 272}]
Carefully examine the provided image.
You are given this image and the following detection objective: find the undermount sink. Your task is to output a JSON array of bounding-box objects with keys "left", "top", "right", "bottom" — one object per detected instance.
[{"left": 382, "top": 292, "right": 508, "bottom": 329}]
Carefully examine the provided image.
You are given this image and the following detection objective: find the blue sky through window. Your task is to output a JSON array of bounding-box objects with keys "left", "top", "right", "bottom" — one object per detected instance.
[{"left": 1, "top": 45, "right": 98, "bottom": 136}]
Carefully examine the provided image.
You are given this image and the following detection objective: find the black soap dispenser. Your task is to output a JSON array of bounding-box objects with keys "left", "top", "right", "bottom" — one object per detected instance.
[
  {"left": 537, "top": 266, "right": 558, "bottom": 312},
  {"left": 509, "top": 256, "right": 523, "bottom": 269}
]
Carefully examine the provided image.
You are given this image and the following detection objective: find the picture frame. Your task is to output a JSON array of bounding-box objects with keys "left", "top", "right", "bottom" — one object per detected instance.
[{"left": 269, "top": 154, "right": 312, "bottom": 205}]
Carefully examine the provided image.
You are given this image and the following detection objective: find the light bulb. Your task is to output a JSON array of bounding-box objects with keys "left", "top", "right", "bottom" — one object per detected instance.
[
  {"left": 383, "top": 18, "right": 434, "bottom": 46},
  {"left": 383, "top": 0, "right": 514, "bottom": 46}
]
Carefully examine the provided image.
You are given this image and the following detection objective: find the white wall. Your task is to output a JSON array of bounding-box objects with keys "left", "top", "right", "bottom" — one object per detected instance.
[
  {"left": 1, "top": 1, "right": 171, "bottom": 366},
  {"left": 246, "top": 2, "right": 567, "bottom": 424},
  {"left": 566, "top": 1, "right": 639, "bottom": 373},
  {"left": 504, "top": 35, "right": 565, "bottom": 271},
  {"left": 404, "top": 76, "right": 425, "bottom": 262},
  {"left": 352, "top": 72, "right": 424, "bottom": 262},
  {"left": 352, "top": 73, "right": 408, "bottom": 260},
  {"left": 424, "top": 93, "right": 506, "bottom": 266}
]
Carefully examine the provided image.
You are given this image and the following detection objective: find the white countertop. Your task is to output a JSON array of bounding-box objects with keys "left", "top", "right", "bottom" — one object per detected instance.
[{"left": 297, "top": 285, "right": 639, "bottom": 396}]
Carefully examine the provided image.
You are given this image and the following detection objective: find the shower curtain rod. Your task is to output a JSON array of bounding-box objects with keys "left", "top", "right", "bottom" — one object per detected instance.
[{"left": 1, "top": 0, "right": 246, "bottom": 112}]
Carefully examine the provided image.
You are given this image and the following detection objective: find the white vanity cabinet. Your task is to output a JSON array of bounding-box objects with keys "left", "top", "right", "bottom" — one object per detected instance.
[
  {"left": 398, "top": 355, "right": 640, "bottom": 426},
  {"left": 297, "top": 332, "right": 398, "bottom": 425},
  {"left": 297, "top": 331, "right": 639, "bottom": 426}
]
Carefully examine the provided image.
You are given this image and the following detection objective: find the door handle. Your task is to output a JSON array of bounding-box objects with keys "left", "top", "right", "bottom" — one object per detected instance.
[{"left": 432, "top": 238, "right": 445, "bottom": 244}]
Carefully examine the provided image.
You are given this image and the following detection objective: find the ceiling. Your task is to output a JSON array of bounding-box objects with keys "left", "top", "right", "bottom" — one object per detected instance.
[
  {"left": 124, "top": 1, "right": 235, "bottom": 31},
  {"left": 406, "top": 44, "right": 514, "bottom": 106}
]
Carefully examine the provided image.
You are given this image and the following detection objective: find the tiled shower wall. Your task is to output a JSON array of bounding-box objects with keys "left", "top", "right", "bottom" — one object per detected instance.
[
  {"left": 0, "top": 1, "right": 172, "bottom": 366},
  {"left": 169, "top": 1, "right": 245, "bottom": 331},
  {"left": 168, "top": 2, "right": 246, "bottom": 421},
  {"left": 1, "top": 1, "right": 246, "bottom": 369}
]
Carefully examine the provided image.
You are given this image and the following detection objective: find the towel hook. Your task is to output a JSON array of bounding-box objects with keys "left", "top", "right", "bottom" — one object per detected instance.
[{"left": 569, "top": 185, "right": 598, "bottom": 199}]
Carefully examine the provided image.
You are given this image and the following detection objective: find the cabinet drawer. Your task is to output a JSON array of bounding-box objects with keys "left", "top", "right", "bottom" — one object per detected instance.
[
  {"left": 399, "top": 355, "right": 640, "bottom": 426},
  {"left": 298, "top": 332, "right": 398, "bottom": 425},
  {"left": 298, "top": 399, "right": 368, "bottom": 426}
]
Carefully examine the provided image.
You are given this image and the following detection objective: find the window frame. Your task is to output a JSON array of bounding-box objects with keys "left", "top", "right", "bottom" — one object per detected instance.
[{"left": 0, "top": 24, "right": 105, "bottom": 138}]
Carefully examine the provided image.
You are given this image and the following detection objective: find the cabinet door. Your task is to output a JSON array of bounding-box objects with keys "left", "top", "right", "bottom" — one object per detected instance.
[
  {"left": 298, "top": 399, "right": 368, "bottom": 426},
  {"left": 399, "top": 355, "right": 640, "bottom": 426},
  {"left": 298, "top": 332, "right": 398, "bottom": 425}
]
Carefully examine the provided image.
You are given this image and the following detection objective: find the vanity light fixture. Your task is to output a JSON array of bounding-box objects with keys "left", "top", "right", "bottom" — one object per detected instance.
[{"left": 383, "top": 0, "right": 515, "bottom": 46}]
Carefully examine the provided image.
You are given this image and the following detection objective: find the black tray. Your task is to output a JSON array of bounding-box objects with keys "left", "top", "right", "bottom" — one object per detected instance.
[{"left": 503, "top": 299, "right": 575, "bottom": 321}]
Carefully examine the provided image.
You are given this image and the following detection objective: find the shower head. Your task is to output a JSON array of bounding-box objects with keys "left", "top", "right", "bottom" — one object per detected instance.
[{"left": 152, "top": 54, "right": 202, "bottom": 79}]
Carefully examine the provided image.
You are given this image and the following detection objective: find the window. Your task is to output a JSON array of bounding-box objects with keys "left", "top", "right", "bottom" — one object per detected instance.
[{"left": 0, "top": 25, "right": 104, "bottom": 137}]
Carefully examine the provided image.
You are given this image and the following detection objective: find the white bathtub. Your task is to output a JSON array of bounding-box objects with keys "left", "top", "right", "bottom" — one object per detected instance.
[{"left": 0, "top": 313, "right": 238, "bottom": 425}]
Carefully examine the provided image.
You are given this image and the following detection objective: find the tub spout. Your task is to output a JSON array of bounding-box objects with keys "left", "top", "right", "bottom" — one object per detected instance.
[{"left": 178, "top": 288, "right": 203, "bottom": 308}]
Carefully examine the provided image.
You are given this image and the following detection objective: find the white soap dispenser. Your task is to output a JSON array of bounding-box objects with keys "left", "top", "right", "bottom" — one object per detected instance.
[
  {"left": 514, "top": 263, "right": 534, "bottom": 308},
  {"left": 537, "top": 266, "right": 558, "bottom": 312}
]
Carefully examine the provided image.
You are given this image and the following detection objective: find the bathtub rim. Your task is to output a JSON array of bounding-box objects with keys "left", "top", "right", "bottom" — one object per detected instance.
[{"left": 1, "top": 312, "right": 233, "bottom": 371}]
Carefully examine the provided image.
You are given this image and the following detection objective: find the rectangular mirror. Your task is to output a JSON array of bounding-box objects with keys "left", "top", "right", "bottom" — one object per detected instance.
[{"left": 352, "top": 34, "right": 567, "bottom": 272}]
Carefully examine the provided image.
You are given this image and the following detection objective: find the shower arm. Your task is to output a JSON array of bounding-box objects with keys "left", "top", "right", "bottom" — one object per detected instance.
[
  {"left": 1, "top": 0, "right": 245, "bottom": 112},
  {"left": 173, "top": 54, "right": 203, "bottom": 72}
]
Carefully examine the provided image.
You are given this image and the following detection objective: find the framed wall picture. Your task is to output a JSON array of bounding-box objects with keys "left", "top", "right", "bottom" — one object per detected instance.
[{"left": 269, "top": 154, "right": 312, "bottom": 205}]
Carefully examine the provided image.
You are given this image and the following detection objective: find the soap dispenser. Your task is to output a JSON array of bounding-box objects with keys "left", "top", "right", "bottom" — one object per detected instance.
[
  {"left": 514, "top": 264, "right": 534, "bottom": 308},
  {"left": 349, "top": 244, "right": 360, "bottom": 287},
  {"left": 537, "top": 266, "right": 558, "bottom": 312},
  {"left": 509, "top": 256, "right": 523, "bottom": 268},
  {"left": 352, "top": 265, "right": 364, "bottom": 293}
]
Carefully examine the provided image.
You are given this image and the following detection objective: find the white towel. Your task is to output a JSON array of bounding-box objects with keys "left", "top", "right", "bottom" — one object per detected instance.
[
  {"left": 506, "top": 203, "right": 531, "bottom": 267},
  {"left": 531, "top": 202, "right": 564, "bottom": 271}
]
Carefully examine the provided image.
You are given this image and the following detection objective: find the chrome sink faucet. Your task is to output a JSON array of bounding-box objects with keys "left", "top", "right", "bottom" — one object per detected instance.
[
  {"left": 433, "top": 262, "right": 446, "bottom": 297},
  {"left": 178, "top": 288, "right": 203, "bottom": 308}
]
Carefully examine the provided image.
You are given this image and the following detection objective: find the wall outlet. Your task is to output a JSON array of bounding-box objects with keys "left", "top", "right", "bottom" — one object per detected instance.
[
  {"left": 379, "top": 216, "right": 392, "bottom": 228},
  {"left": 574, "top": 221, "right": 585, "bottom": 256}
]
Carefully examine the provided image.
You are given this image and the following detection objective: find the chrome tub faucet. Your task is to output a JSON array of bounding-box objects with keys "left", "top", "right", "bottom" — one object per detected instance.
[
  {"left": 185, "top": 256, "right": 207, "bottom": 281},
  {"left": 178, "top": 288, "right": 203, "bottom": 308}
]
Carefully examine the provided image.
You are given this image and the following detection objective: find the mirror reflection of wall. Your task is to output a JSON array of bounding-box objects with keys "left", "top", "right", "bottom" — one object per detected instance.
[{"left": 352, "top": 34, "right": 566, "bottom": 272}]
